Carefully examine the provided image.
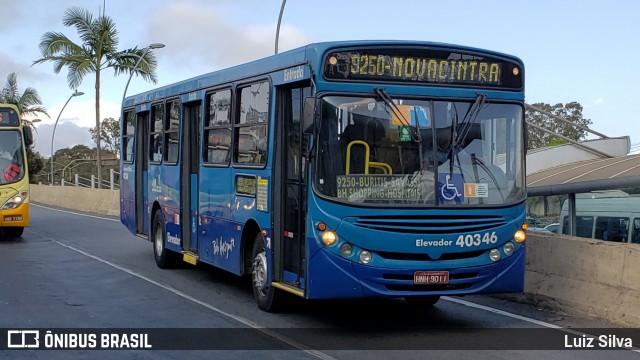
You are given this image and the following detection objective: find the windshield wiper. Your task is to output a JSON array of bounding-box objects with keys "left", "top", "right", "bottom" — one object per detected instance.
[
  {"left": 374, "top": 88, "right": 421, "bottom": 143},
  {"left": 374, "top": 88, "right": 426, "bottom": 172},
  {"left": 453, "top": 93, "right": 486, "bottom": 151},
  {"left": 448, "top": 93, "right": 487, "bottom": 174}
]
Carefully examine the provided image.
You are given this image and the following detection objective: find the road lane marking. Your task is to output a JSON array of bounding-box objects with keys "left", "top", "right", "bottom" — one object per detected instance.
[
  {"left": 443, "top": 296, "right": 562, "bottom": 328},
  {"left": 444, "top": 297, "right": 640, "bottom": 352},
  {"left": 27, "top": 229, "right": 336, "bottom": 360},
  {"left": 28, "top": 205, "right": 640, "bottom": 353},
  {"left": 32, "top": 203, "right": 119, "bottom": 222}
]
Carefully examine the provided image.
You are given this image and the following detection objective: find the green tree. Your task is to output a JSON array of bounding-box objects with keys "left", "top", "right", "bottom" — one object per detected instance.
[
  {"left": 26, "top": 147, "right": 45, "bottom": 181},
  {"left": 526, "top": 102, "right": 593, "bottom": 149},
  {"left": 52, "top": 144, "right": 97, "bottom": 184},
  {"left": 33, "top": 6, "right": 159, "bottom": 187},
  {"left": 0, "top": 72, "right": 49, "bottom": 130},
  {"left": 54, "top": 144, "right": 95, "bottom": 161},
  {"left": 89, "top": 117, "right": 120, "bottom": 155}
]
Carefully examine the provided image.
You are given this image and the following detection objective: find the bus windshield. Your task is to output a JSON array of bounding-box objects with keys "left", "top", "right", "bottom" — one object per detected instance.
[
  {"left": 315, "top": 95, "right": 525, "bottom": 206},
  {"left": 0, "top": 130, "right": 25, "bottom": 185}
]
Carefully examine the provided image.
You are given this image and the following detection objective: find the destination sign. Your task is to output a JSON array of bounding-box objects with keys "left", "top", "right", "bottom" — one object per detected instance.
[
  {"left": 336, "top": 175, "right": 422, "bottom": 201},
  {"left": 324, "top": 48, "right": 522, "bottom": 89},
  {"left": 0, "top": 108, "right": 20, "bottom": 126}
]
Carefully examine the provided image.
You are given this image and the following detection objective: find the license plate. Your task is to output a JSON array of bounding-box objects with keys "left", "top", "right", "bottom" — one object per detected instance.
[
  {"left": 414, "top": 271, "right": 449, "bottom": 284},
  {"left": 4, "top": 215, "right": 23, "bottom": 222}
]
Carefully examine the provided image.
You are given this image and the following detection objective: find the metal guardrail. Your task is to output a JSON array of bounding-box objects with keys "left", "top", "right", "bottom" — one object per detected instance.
[{"left": 54, "top": 169, "right": 120, "bottom": 190}]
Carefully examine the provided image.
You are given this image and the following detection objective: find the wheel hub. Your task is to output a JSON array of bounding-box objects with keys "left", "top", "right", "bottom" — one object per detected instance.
[
  {"left": 253, "top": 251, "right": 268, "bottom": 295},
  {"left": 155, "top": 227, "right": 163, "bottom": 255}
]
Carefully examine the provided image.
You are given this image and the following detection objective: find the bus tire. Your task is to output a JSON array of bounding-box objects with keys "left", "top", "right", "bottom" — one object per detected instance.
[
  {"left": 251, "top": 234, "right": 286, "bottom": 312},
  {"left": 152, "top": 210, "right": 178, "bottom": 269},
  {"left": 3, "top": 227, "right": 23, "bottom": 239},
  {"left": 404, "top": 295, "right": 440, "bottom": 307}
]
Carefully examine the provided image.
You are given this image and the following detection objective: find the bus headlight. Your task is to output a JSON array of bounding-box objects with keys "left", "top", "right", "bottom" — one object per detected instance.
[
  {"left": 339, "top": 243, "right": 353, "bottom": 257},
  {"left": 359, "top": 250, "right": 372, "bottom": 264},
  {"left": 489, "top": 249, "right": 501, "bottom": 262},
  {"left": 2, "top": 193, "right": 26, "bottom": 210},
  {"left": 514, "top": 230, "right": 526, "bottom": 243},
  {"left": 503, "top": 242, "right": 515, "bottom": 255},
  {"left": 321, "top": 230, "right": 338, "bottom": 246}
]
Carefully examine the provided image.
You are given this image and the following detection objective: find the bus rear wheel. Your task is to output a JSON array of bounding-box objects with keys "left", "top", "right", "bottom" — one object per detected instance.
[
  {"left": 152, "top": 210, "right": 179, "bottom": 269},
  {"left": 251, "top": 234, "right": 286, "bottom": 312},
  {"left": 404, "top": 295, "right": 441, "bottom": 307},
  {"left": 3, "top": 227, "right": 23, "bottom": 239}
]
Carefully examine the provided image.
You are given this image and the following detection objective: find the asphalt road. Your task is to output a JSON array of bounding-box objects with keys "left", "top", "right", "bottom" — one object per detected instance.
[{"left": 0, "top": 204, "right": 637, "bottom": 359}]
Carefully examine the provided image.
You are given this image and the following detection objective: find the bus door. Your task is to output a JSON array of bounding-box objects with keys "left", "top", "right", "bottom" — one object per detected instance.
[
  {"left": 273, "top": 85, "right": 311, "bottom": 289},
  {"left": 135, "top": 111, "right": 149, "bottom": 235},
  {"left": 180, "top": 101, "right": 201, "bottom": 253}
]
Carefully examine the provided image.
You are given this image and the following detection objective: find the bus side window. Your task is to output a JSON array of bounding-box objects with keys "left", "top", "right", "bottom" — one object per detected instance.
[
  {"left": 164, "top": 101, "right": 180, "bottom": 164},
  {"left": 150, "top": 103, "right": 164, "bottom": 163},
  {"left": 632, "top": 219, "right": 640, "bottom": 244},
  {"left": 235, "top": 81, "right": 269, "bottom": 166},
  {"left": 562, "top": 216, "right": 594, "bottom": 238},
  {"left": 595, "top": 216, "right": 629, "bottom": 242}
]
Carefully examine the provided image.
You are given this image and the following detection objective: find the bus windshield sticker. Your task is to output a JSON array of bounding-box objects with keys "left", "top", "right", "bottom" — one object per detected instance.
[
  {"left": 336, "top": 175, "right": 421, "bottom": 201},
  {"left": 438, "top": 173, "right": 465, "bottom": 203},
  {"left": 463, "top": 183, "right": 489, "bottom": 198},
  {"left": 235, "top": 175, "right": 257, "bottom": 196},
  {"left": 257, "top": 178, "right": 268, "bottom": 211}
]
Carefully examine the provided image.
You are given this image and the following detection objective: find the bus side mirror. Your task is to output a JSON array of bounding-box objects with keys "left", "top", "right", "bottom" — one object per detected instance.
[
  {"left": 302, "top": 97, "right": 318, "bottom": 134},
  {"left": 23, "top": 126, "right": 34, "bottom": 147}
]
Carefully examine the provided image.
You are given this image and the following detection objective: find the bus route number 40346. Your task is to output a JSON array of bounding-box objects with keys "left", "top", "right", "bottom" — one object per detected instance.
[{"left": 456, "top": 231, "right": 498, "bottom": 248}]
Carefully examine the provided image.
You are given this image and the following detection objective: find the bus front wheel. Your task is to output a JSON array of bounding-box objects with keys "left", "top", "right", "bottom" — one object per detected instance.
[
  {"left": 152, "top": 210, "right": 178, "bottom": 269},
  {"left": 3, "top": 227, "right": 23, "bottom": 239},
  {"left": 251, "top": 234, "right": 286, "bottom": 312}
]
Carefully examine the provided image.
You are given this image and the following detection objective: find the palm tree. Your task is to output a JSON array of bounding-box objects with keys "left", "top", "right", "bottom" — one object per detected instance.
[
  {"left": 33, "top": 6, "right": 159, "bottom": 188},
  {"left": 0, "top": 72, "right": 49, "bottom": 130}
]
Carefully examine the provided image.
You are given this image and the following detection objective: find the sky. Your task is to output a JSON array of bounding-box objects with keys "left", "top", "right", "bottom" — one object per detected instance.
[{"left": 2, "top": 0, "right": 639, "bottom": 156}]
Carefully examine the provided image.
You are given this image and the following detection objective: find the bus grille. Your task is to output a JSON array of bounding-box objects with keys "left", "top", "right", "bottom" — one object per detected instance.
[
  {"left": 349, "top": 215, "right": 507, "bottom": 234},
  {"left": 377, "top": 250, "right": 485, "bottom": 261}
]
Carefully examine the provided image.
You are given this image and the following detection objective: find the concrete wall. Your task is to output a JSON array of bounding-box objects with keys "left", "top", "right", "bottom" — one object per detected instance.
[
  {"left": 28, "top": 185, "right": 640, "bottom": 326},
  {"left": 525, "top": 232, "right": 640, "bottom": 327},
  {"left": 30, "top": 184, "right": 119, "bottom": 216}
]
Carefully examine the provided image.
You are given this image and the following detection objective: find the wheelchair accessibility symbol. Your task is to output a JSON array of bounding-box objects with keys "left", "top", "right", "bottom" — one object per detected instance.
[{"left": 438, "top": 173, "right": 464, "bottom": 203}]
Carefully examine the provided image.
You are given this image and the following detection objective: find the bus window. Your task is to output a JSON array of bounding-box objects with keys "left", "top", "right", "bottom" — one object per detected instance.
[
  {"left": 122, "top": 111, "right": 135, "bottom": 163},
  {"left": 595, "top": 217, "right": 629, "bottom": 242},
  {"left": 234, "top": 81, "right": 269, "bottom": 166},
  {"left": 0, "top": 130, "right": 24, "bottom": 184},
  {"left": 150, "top": 103, "right": 164, "bottom": 163},
  {"left": 164, "top": 101, "right": 180, "bottom": 164},
  {"left": 562, "top": 216, "right": 594, "bottom": 238},
  {"left": 204, "top": 89, "right": 232, "bottom": 165},
  {"left": 632, "top": 219, "right": 640, "bottom": 244}
]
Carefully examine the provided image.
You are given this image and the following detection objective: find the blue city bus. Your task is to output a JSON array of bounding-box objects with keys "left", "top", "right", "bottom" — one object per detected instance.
[{"left": 120, "top": 41, "right": 527, "bottom": 311}]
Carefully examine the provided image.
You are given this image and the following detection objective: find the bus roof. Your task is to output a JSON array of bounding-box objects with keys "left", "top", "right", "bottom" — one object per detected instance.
[{"left": 123, "top": 40, "right": 524, "bottom": 108}]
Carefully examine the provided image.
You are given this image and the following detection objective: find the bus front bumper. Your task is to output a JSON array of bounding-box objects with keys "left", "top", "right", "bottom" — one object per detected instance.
[
  {"left": 0, "top": 204, "right": 29, "bottom": 228},
  {"left": 306, "top": 243, "right": 525, "bottom": 299}
]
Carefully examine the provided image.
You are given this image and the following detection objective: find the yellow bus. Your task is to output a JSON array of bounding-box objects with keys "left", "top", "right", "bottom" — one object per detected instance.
[{"left": 0, "top": 104, "right": 34, "bottom": 238}]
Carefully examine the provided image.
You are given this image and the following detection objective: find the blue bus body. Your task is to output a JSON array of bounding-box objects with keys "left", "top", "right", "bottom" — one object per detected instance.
[{"left": 120, "top": 41, "right": 527, "bottom": 311}]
